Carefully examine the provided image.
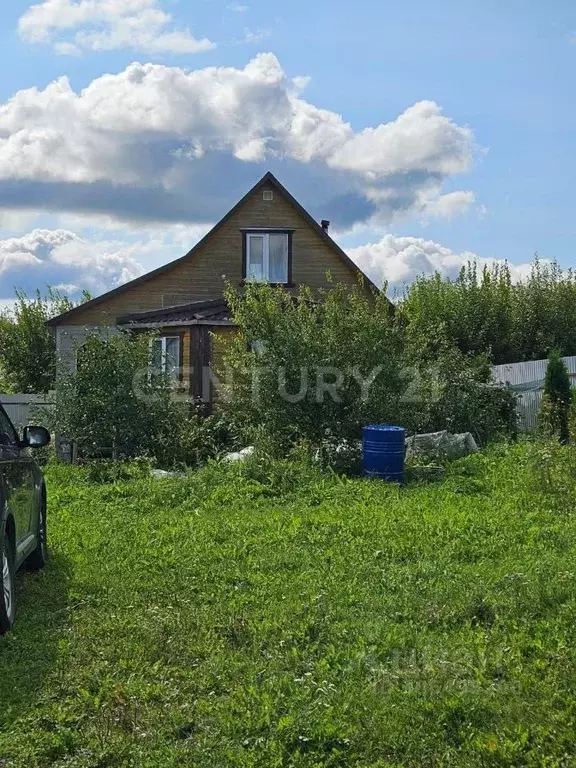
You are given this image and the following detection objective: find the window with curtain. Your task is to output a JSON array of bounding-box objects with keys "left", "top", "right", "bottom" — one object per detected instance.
[
  {"left": 245, "top": 232, "right": 289, "bottom": 283},
  {"left": 150, "top": 336, "right": 180, "bottom": 379}
]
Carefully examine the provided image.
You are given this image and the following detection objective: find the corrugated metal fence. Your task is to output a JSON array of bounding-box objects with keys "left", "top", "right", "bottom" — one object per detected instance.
[
  {"left": 1, "top": 394, "right": 54, "bottom": 429},
  {"left": 492, "top": 356, "right": 576, "bottom": 431}
]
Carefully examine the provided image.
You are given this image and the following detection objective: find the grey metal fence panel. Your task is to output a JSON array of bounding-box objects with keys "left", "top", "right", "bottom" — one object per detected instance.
[
  {"left": 0, "top": 394, "right": 54, "bottom": 429},
  {"left": 492, "top": 356, "right": 576, "bottom": 431}
]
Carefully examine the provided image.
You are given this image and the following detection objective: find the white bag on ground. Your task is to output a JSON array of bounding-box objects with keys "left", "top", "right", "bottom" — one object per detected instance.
[
  {"left": 223, "top": 446, "right": 255, "bottom": 463},
  {"left": 406, "top": 430, "right": 478, "bottom": 460}
]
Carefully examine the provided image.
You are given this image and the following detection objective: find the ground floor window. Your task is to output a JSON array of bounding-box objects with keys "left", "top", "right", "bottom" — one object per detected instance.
[{"left": 150, "top": 336, "right": 180, "bottom": 378}]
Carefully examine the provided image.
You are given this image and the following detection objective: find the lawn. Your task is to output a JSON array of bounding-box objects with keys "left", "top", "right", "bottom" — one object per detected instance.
[{"left": 1, "top": 441, "right": 576, "bottom": 767}]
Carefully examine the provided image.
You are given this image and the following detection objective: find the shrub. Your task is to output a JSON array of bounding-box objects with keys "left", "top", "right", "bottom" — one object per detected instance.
[
  {"left": 410, "top": 347, "right": 518, "bottom": 444},
  {"left": 218, "top": 282, "right": 517, "bottom": 459},
  {"left": 167, "top": 408, "right": 240, "bottom": 468},
  {"left": 46, "top": 331, "right": 236, "bottom": 467},
  {"left": 540, "top": 350, "right": 572, "bottom": 444},
  {"left": 220, "top": 280, "right": 408, "bottom": 451},
  {"left": 84, "top": 457, "right": 155, "bottom": 484}
]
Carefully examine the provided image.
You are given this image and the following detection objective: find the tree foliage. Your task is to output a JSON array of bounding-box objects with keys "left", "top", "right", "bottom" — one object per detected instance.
[
  {"left": 541, "top": 350, "right": 572, "bottom": 444},
  {"left": 0, "top": 289, "right": 83, "bottom": 393},
  {"left": 219, "top": 281, "right": 517, "bottom": 456},
  {"left": 46, "top": 331, "right": 236, "bottom": 466},
  {"left": 401, "top": 258, "right": 576, "bottom": 365},
  {"left": 220, "top": 281, "right": 405, "bottom": 451}
]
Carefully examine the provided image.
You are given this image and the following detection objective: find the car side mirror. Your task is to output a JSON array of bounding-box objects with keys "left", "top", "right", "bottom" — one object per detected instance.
[{"left": 22, "top": 426, "right": 51, "bottom": 449}]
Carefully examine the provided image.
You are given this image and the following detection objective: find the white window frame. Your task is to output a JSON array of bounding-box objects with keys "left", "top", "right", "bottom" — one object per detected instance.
[
  {"left": 245, "top": 232, "right": 289, "bottom": 284},
  {"left": 150, "top": 335, "right": 180, "bottom": 377}
]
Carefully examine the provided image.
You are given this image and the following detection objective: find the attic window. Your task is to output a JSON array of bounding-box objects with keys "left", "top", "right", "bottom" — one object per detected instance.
[
  {"left": 263, "top": 189, "right": 274, "bottom": 201},
  {"left": 244, "top": 231, "right": 291, "bottom": 284}
]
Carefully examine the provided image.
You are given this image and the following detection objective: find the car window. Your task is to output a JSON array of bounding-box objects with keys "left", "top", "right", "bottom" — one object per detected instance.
[{"left": 0, "top": 407, "right": 18, "bottom": 447}]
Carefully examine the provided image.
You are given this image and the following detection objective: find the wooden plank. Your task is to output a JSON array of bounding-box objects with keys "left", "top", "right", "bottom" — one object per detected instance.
[{"left": 190, "top": 325, "right": 212, "bottom": 409}]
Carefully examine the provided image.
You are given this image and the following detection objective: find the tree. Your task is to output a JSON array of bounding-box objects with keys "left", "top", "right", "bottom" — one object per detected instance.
[
  {"left": 0, "top": 289, "right": 84, "bottom": 393},
  {"left": 542, "top": 350, "right": 572, "bottom": 444},
  {"left": 401, "top": 257, "right": 576, "bottom": 365}
]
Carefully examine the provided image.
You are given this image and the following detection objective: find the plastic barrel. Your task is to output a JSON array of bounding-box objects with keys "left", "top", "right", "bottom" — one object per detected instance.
[{"left": 362, "top": 425, "right": 405, "bottom": 483}]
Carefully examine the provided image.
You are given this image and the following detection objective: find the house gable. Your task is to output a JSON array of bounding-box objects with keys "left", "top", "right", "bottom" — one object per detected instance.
[{"left": 48, "top": 172, "right": 377, "bottom": 327}]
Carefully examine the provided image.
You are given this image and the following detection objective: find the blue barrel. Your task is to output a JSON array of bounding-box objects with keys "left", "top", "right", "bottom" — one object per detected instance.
[{"left": 362, "top": 425, "right": 405, "bottom": 483}]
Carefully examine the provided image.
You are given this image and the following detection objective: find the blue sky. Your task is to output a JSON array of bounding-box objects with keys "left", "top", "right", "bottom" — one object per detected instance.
[{"left": 1, "top": 0, "right": 575, "bottom": 305}]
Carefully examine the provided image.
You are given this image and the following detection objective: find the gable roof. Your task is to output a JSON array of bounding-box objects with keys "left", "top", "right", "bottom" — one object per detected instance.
[{"left": 47, "top": 171, "right": 379, "bottom": 326}]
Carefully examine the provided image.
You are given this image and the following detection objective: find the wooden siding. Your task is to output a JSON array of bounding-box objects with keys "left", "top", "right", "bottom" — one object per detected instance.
[
  {"left": 57, "top": 181, "right": 367, "bottom": 326},
  {"left": 210, "top": 327, "right": 238, "bottom": 378},
  {"left": 210, "top": 327, "right": 239, "bottom": 404}
]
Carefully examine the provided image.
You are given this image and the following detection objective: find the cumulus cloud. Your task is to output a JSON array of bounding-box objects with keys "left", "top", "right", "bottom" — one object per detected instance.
[
  {"left": 18, "top": 0, "right": 215, "bottom": 56},
  {"left": 0, "top": 54, "right": 476, "bottom": 229},
  {"left": 348, "top": 234, "right": 535, "bottom": 291},
  {"left": 0, "top": 299, "right": 18, "bottom": 314},
  {"left": 419, "top": 190, "right": 475, "bottom": 220},
  {"left": 0, "top": 229, "right": 145, "bottom": 298}
]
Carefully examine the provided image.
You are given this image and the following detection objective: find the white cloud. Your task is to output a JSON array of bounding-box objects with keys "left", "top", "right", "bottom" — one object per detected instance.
[
  {"left": 237, "top": 28, "right": 271, "bottom": 44},
  {"left": 18, "top": 0, "right": 215, "bottom": 56},
  {"left": 420, "top": 190, "right": 475, "bottom": 220},
  {"left": 0, "top": 54, "right": 476, "bottom": 229},
  {"left": 227, "top": 3, "right": 249, "bottom": 11},
  {"left": 348, "top": 234, "right": 536, "bottom": 290},
  {"left": 0, "top": 229, "right": 145, "bottom": 298},
  {"left": 328, "top": 101, "right": 472, "bottom": 177},
  {"left": 0, "top": 298, "right": 18, "bottom": 314}
]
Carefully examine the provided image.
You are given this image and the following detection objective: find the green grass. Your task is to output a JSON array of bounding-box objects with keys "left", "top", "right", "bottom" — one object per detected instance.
[{"left": 1, "top": 441, "right": 576, "bottom": 766}]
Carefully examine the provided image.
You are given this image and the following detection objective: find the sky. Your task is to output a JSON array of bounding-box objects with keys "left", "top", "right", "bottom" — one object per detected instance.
[{"left": 1, "top": 0, "right": 575, "bottom": 307}]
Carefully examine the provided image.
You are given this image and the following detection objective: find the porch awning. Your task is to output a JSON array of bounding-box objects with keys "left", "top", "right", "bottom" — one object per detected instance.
[{"left": 117, "top": 298, "right": 234, "bottom": 329}]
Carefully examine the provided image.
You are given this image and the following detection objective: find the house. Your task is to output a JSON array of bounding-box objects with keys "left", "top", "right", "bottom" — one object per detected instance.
[{"left": 47, "top": 172, "right": 378, "bottom": 407}]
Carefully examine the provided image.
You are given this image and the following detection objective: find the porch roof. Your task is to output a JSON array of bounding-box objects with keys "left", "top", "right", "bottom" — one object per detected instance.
[{"left": 117, "top": 298, "right": 234, "bottom": 329}]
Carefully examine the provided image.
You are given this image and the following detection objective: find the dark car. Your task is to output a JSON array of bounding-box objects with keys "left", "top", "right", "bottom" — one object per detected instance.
[{"left": 0, "top": 403, "right": 51, "bottom": 635}]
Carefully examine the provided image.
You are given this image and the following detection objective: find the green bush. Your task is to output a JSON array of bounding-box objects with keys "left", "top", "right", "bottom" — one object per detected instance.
[
  {"left": 84, "top": 457, "right": 155, "bottom": 484},
  {"left": 410, "top": 348, "right": 518, "bottom": 444},
  {"left": 221, "top": 280, "right": 407, "bottom": 450},
  {"left": 167, "top": 408, "right": 240, "bottom": 468},
  {"left": 46, "top": 332, "right": 236, "bottom": 468},
  {"left": 220, "top": 282, "right": 517, "bottom": 458}
]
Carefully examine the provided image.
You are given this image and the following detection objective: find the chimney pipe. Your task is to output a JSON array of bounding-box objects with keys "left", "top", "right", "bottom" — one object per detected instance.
[{"left": 321, "top": 219, "right": 330, "bottom": 232}]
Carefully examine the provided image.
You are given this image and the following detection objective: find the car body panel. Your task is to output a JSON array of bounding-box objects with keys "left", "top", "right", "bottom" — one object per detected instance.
[{"left": 0, "top": 404, "right": 46, "bottom": 571}]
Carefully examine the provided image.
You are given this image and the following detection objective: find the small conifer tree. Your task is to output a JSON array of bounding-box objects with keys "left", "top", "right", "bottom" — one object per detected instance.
[{"left": 542, "top": 349, "right": 572, "bottom": 444}]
